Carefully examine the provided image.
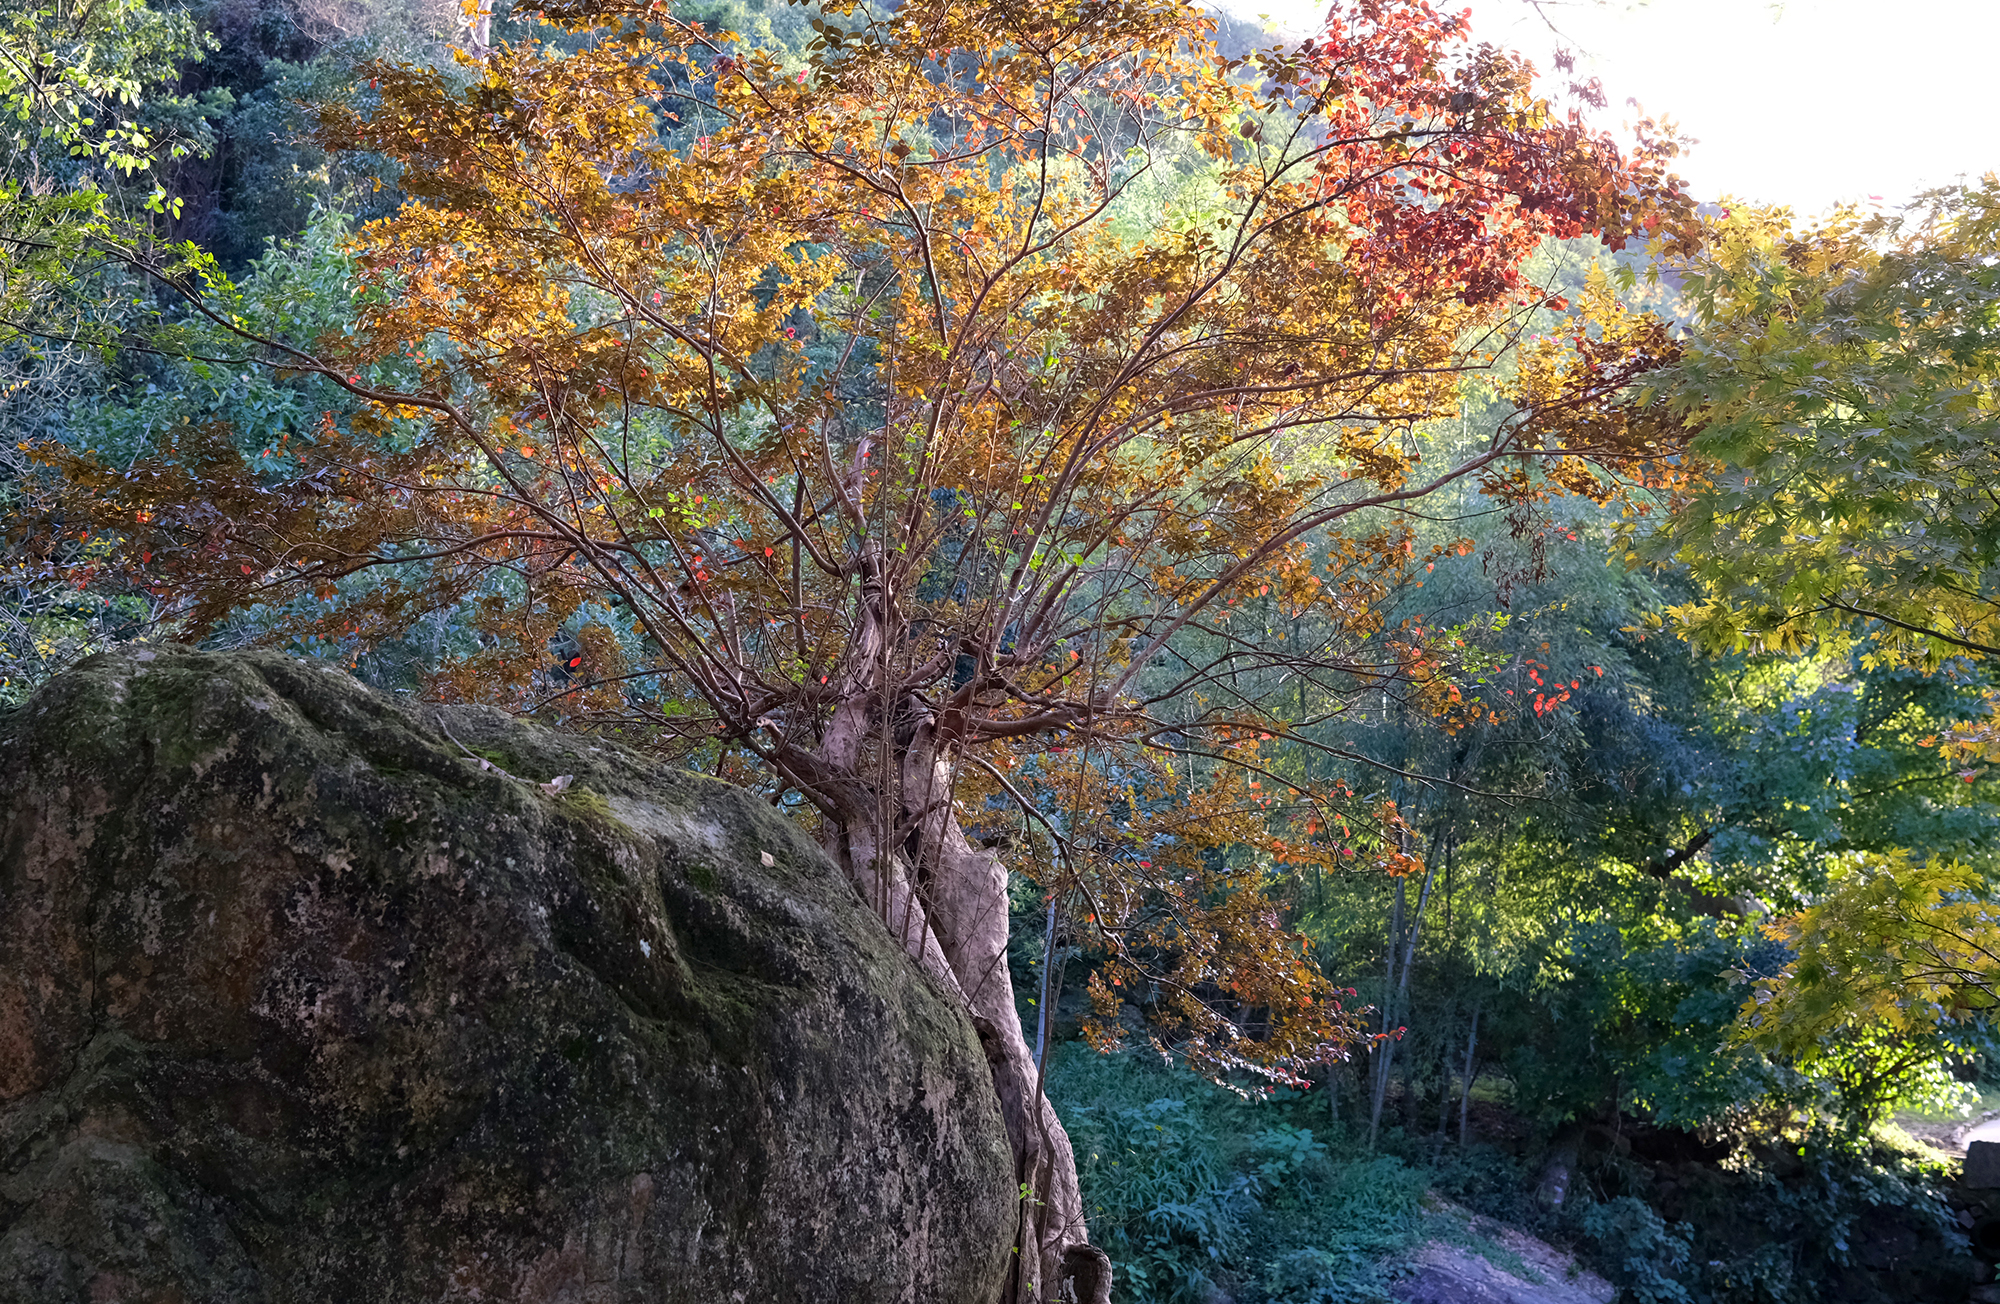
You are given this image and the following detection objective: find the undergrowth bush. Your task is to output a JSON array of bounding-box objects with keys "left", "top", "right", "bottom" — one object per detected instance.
[
  {"left": 1049, "top": 1050, "right": 1429, "bottom": 1304},
  {"left": 1572, "top": 1196, "right": 1693, "bottom": 1304},
  {"left": 1047, "top": 1048, "right": 1970, "bottom": 1304}
]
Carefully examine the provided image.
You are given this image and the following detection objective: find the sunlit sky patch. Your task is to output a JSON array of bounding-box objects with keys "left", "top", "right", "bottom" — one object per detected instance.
[{"left": 1219, "top": 0, "right": 2000, "bottom": 218}]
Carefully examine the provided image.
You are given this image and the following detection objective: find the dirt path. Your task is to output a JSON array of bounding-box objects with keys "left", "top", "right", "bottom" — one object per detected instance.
[{"left": 1393, "top": 1205, "right": 1614, "bottom": 1304}]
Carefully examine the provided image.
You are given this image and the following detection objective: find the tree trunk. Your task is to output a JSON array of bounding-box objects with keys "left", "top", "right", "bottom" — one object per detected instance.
[
  {"left": 1370, "top": 827, "right": 1446, "bottom": 1146},
  {"left": 901, "top": 729, "right": 1088, "bottom": 1302},
  {"left": 795, "top": 546, "right": 1091, "bottom": 1300},
  {"left": 1459, "top": 1004, "right": 1480, "bottom": 1146},
  {"left": 813, "top": 708, "right": 1089, "bottom": 1302},
  {"left": 1368, "top": 876, "right": 1405, "bottom": 1146},
  {"left": 1436, "top": 1009, "right": 1455, "bottom": 1139}
]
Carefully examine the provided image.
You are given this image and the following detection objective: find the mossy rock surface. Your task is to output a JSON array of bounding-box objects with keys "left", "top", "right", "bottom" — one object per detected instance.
[{"left": 0, "top": 647, "right": 1013, "bottom": 1303}]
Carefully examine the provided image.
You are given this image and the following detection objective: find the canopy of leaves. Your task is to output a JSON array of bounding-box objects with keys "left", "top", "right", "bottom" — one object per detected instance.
[
  {"left": 17, "top": 0, "right": 1696, "bottom": 1082},
  {"left": 1736, "top": 851, "right": 2000, "bottom": 1115},
  {"left": 1642, "top": 181, "right": 2000, "bottom": 668}
]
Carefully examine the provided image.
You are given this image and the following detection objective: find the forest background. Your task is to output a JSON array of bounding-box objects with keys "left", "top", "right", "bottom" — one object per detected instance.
[{"left": 3, "top": 0, "right": 1998, "bottom": 1301}]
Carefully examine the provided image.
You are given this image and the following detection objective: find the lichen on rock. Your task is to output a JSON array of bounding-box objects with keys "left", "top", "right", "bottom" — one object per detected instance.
[{"left": 0, "top": 646, "right": 1015, "bottom": 1303}]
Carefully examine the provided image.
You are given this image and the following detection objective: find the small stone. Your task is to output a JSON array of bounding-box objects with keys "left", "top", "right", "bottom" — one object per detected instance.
[
  {"left": 1969, "top": 1141, "right": 2000, "bottom": 1188},
  {"left": 761, "top": 851, "right": 775, "bottom": 866}
]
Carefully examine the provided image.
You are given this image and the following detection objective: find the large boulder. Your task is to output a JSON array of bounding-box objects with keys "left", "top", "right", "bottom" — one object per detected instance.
[{"left": 0, "top": 647, "right": 1015, "bottom": 1303}]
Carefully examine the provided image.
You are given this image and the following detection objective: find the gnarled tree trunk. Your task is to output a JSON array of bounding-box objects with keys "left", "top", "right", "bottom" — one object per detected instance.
[
  {"left": 813, "top": 715, "right": 1090, "bottom": 1301},
  {"left": 903, "top": 726, "right": 1088, "bottom": 1302},
  {"left": 788, "top": 561, "right": 1094, "bottom": 1302}
]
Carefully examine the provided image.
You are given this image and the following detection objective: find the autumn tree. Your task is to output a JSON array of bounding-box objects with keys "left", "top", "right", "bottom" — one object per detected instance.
[{"left": 29, "top": 0, "right": 1693, "bottom": 1293}]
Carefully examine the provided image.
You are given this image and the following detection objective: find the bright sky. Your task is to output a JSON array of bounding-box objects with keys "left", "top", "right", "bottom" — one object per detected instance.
[{"left": 1220, "top": 0, "right": 2000, "bottom": 217}]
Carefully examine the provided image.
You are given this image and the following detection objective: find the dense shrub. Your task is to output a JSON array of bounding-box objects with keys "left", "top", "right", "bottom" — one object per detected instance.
[{"left": 1048, "top": 1048, "right": 1970, "bottom": 1304}]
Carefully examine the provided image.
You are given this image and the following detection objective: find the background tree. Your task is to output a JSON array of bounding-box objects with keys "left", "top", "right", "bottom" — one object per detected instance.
[
  {"left": 1626, "top": 180, "right": 2000, "bottom": 1111},
  {"left": 22, "top": 0, "right": 1692, "bottom": 1293},
  {"left": 1258, "top": 228, "right": 2000, "bottom": 1146},
  {"left": 1642, "top": 181, "right": 2000, "bottom": 667},
  {"left": 0, "top": 0, "right": 225, "bottom": 693}
]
